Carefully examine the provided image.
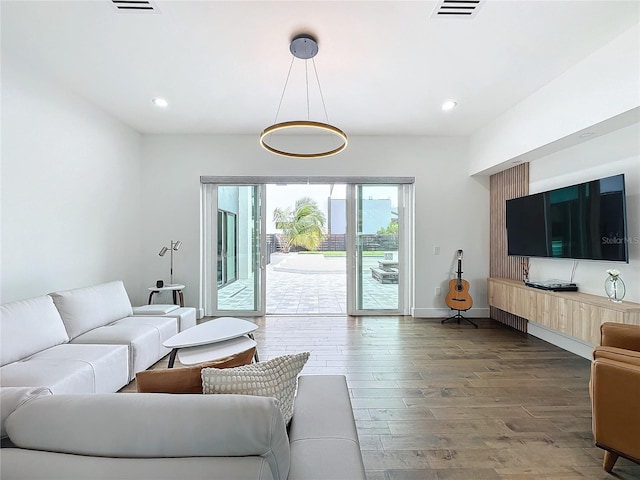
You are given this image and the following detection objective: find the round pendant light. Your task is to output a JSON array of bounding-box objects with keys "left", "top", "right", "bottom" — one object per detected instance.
[{"left": 260, "top": 34, "right": 348, "bottom": 159}]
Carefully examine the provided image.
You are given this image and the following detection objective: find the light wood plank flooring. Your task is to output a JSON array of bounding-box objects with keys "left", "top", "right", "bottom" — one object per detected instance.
[{"left": 126, "top": 316, "right": 640, "bottom": 480}]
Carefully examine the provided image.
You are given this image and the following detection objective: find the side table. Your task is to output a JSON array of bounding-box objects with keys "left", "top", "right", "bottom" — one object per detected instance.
[{"left": 148, "top": 284, "right": 185, "bottom": 307}]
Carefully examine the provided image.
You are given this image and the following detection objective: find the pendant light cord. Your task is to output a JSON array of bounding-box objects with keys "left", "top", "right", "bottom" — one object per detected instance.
[
  {"left": 312, "top": 57, "right": 330, "bottom": 123},
  {"left": 273, "top": 55, "right": 296, "bottom": 124},
  {"left": 305, "top": 59, "right": 310, "bottom": 121},
  {"left": 273, "top": 53, "right": 330, "bottom": 125}
]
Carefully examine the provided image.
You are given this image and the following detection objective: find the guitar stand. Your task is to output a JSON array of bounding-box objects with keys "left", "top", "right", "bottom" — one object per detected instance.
[{"left": 442, "top": 309, "right": 478, "bottom": 328}]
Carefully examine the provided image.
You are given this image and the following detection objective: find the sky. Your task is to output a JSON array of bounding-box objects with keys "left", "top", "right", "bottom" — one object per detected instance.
[{"left": 265, "top": 183, "right": 397, "bottom": 234}]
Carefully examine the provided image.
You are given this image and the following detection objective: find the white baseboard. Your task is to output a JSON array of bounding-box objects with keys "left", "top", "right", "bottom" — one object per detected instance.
[
  {"left": 411, "top": 307, "right": 490, "bottom": 318},
  {"left": 527, "top": 321, "right": 594, "bottom": 360}
]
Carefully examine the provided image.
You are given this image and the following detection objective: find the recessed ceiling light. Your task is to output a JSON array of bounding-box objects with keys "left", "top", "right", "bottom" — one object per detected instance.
[
  {"left": 442, "top": 100, "right": 458, "bottom": 111},
  {"left": 579, "top": 131, "right": 595, "bottom": 138},
  {"left": 152, "top": 97, "right": 169, "bottom": 108}
]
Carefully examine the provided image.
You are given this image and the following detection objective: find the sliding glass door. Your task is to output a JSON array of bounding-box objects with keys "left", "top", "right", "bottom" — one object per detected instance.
[
  {"left": 348, "top": 184, "right": 408, "bottom": 314},
  {"left": 201, "top": 177, "right": 411, "bottom": 317},
  {"left": 202, "top": 184, "right": 265, "bottom": 316},
  {"left": 217, "top": 210, "right": 237, "bottom": 287}
]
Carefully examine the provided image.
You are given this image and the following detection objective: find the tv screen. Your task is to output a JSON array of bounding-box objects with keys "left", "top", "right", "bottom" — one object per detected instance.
[{"left": 506, "top": 174, "right": 628, "bottom": 262}]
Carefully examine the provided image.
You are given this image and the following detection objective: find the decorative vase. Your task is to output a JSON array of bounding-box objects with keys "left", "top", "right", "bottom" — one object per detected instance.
[{"left": 604, "top": 276, "right": 626, "bottom": 303}]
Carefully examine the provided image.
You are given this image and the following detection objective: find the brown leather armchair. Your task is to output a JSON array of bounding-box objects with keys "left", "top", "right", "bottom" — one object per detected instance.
[{"left": 591, "top": 322, "right": 640, "bottom": 472}]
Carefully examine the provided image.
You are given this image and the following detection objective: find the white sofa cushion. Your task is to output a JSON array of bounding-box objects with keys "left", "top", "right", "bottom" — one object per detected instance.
[
  {"left": 113, "top": 316, "right": 177, "bottom": 347},
  {"left": 1, "top": 387, "right": 52, "bottom": 438},
  {"left": 287, "top": 375, "right": 366, "bottom": 480},
  {"left": 50, "top": 281, "right": 133, "bottom": 339},
  {"left": 72, "top": 324, "right": 161, "bottom": 381},
  {"left": 0, "top": 344, "right": 129, "bottom": 394},
  {"left": 71, "top": 316, "right": 176, "bottom": 380},
  {"left": 0, "top": 295, "right": 69, "bottom": 367},
  {"left": 202, "top": 352, "right": 309, "bottom": 425},
  {"left": 6, "top": 393, "right": 291, "bottom": 480}
]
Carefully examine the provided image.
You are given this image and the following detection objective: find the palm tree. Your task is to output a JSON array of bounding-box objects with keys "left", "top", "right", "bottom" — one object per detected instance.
[{"left": 273, "top": 197, "right": 326, "bottom": 253}]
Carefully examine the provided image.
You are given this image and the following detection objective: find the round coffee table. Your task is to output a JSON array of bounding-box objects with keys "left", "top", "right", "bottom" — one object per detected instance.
[{"left": 162, "top": 317, "right": 259, "bottom": 367}]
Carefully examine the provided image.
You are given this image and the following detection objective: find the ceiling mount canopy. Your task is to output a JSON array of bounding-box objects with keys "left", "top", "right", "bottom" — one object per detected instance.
[
  {"left": 289, "top": 33, "right": 318, "bottom": 59},
  {"left": 260, "top": 33, "right": 347, "bottom": 159}
]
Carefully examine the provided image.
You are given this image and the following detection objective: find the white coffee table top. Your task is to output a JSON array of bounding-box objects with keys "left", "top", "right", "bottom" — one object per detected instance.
[
  {"left": 177, "top": 336, "right": 257, "bottom": 366},
  {"left": 163, "top": 317, "right": 258, "bottom": 349}
]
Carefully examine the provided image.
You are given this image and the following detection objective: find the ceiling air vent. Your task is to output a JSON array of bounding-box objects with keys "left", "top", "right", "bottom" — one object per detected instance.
[
  {"left": 431, "top": 0, "right": 484, "bottom": 18},
  {"left": 111, "top": 0, "right": 160, "bottom": 13}
]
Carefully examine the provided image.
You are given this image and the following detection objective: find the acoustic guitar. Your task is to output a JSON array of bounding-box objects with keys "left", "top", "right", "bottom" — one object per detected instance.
[{"left": 445, "top": 249, "right": 473, "bottom": 311}]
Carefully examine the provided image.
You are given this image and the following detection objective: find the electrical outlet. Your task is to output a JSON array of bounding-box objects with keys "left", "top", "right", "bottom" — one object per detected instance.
[
  {"left": 435, "top": 287, "right": 441, "bottom": 296},
  {"left": 434, "top": 246, "right": 440, "bottom": 255}
]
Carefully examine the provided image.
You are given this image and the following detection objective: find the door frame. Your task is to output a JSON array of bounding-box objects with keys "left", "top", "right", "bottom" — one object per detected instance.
[
  {"left": 201, "top": 183, "right": 266, "bottom": 317},
  {"left": 346, "top": 183, "right": 414, "bottom": 315},
  {"left": 217, "top": 209, "right": 238, "bottom": 288},
  {"left": 200, "top": 176, "right": 414, "bottom": 317}
]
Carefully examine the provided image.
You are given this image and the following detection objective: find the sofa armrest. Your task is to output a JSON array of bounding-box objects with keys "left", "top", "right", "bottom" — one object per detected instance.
[
  {"left": 5, "top": 393, "right": 290, "bottom": 480},
  {"left": 599, "top": 322, "right": 640, "bottom": 353},
  {"left": 591, "top": 356, "right": 640, "bottom": 464},
  {"left": 288, "top": 375, "right": 366, "bottom": 480},
  {"left": 1, "top": 387, "right": 52, "bottom": 439}
]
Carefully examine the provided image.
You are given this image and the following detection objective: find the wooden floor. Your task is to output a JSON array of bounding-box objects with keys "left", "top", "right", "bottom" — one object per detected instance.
[{"left": 128, "top": 316, "right": 640, "bottom": 479}]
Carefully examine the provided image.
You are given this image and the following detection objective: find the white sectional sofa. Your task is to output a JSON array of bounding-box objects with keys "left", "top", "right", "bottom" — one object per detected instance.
[
  {"left": 0, "top": 281, "right": 194, "bottom": 392},
  {"left": 0, "top": 293, "right": 130, "bottom": 394},
  {"left": 1, "top": 283, "right": 367, "bottom": 479},
  {"left": 1, "top": 375, "right": 367, "bottom": 480}
]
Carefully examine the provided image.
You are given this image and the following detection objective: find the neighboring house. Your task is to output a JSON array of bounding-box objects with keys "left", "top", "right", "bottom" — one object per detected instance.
[{"left": 329, "top": 199, "right": 393, "bottom": 235}]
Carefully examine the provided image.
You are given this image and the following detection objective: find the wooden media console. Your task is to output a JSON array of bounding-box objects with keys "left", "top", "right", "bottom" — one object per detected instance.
[{"left": 488, "top": 277, "right": 640, "bottom": 345}]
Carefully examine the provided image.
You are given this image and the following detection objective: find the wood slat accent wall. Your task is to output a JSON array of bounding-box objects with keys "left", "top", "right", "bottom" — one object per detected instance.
[{"left": 490, "top": 163, "right": 529, "bottom": 332}]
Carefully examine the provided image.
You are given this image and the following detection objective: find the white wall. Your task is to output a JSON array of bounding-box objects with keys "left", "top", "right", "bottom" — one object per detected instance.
[
  {"left": 0, "top": 62, "right": 144, "bottom": 303},
  {"left": 139, "top": 135, "right": 490, "bottom": 317},
  {"left": 528, "top": 123, "right": 640, "bottom": 303},
  {"left": 1, "top": 22, "right": 634, "bottom": 325},
  {"left": 469, "top": 23, "right": 640, "bottom": 175},
  {"left": 465, "top": 18, "right": 639, "bottom": 305},
  {"left": 0, "top": 59, "right": 493, "bottom": 314}
]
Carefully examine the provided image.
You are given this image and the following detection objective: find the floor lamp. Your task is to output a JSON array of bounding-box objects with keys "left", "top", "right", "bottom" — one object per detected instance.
[{"left": 159, "top": 240, "right": 182, "bottom": 285}]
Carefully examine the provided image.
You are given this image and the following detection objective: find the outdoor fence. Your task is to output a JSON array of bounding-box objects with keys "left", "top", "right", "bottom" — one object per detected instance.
[{"left": 265, "top": 233, "right": 398, "bottom": 264}]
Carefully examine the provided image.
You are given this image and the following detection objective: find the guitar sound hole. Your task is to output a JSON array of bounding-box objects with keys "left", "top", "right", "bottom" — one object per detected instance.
[{"left": 457, "top": 286, "right": 463, "bottom": 291}]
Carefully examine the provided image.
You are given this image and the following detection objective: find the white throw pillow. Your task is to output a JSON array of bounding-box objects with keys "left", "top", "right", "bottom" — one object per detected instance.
[{"left": 202, "top": 352, "right": 310, "bottom": 424}]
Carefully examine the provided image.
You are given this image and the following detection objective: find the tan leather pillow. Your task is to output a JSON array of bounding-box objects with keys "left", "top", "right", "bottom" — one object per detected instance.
[{"left": 136, "top": 347, "right": 256, "bottom": 394}]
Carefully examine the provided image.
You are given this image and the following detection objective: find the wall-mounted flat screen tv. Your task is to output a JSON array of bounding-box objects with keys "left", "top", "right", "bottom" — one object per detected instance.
[{"left": 506, "top": 174, "right": 628, "bottom": 262}]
